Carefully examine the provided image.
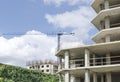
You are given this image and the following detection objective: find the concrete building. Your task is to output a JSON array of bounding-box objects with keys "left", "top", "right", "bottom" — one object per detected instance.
[
  {"left": 56, "top": 0, "right": 120, "bottom": 82},
  {"left": 26, "top": 60, "right": 58, "bottom": 75}
]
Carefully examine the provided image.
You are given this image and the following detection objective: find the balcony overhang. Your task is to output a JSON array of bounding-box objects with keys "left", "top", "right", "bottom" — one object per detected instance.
[
  {"left": 92, "top": 7, "right": 120, "bottom": 30},
  {"left": 56, "top": 41, "right": 120, "bottom": 57},
  {"left": 92, "top": 0, "right": 120, "bottom": 13},
  {"left": 92, "top": 27, "right": 120, "bottom": 43},
  {"left": 57, "top": 64, "right": 120, "bottom": 76},
  {"left": 91, "top": 0, "right": 104, "bottom": 13},
  {"left": 90, "top": 64, "right": 120, "bottom": 73}
]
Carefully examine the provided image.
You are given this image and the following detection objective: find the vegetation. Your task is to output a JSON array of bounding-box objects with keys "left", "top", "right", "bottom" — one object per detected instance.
[{"left": 0, "top": 64, "right": 58, "bottom": 82}]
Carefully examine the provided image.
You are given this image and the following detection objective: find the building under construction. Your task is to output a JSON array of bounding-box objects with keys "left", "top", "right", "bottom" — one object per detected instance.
[{"left": 26, "top": 60, "right": 58, "bottom": 75}]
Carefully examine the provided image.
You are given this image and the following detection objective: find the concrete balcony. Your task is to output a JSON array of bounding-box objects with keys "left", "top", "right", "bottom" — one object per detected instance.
[
  {"left": 110, "top": 4, "right": 120, "bottom": 9},
  {"left": 92, "top": 7, "right": 120, "bottom": 30},
  {"left": 92, "top": 27, "right": 120, "bottom": 43},
  {"left": 92, "top": 0, "right": 120, "bottom": 13},
  {"left": 69, "top": 55, "right": 120, "bottom": 68},
  {"left": 57, "top": 41, "right": 120, "bottom": 73}
]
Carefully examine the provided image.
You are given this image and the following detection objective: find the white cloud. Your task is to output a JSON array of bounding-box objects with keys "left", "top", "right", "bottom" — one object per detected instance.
[
  {"left": 43, "top": 0, "right": 92, "bottom": 6},
  {"left": 45, "top": 6, "right": 95, "bottom": 44},
  {"left": 44, "top": 0, "right": 65, "bottom": 6},
  {"left": 0, "top": 30, "right": 57, "bottom": 67},
  {"left": 0, "top": 30, "right": 83, "bottom": 67}
]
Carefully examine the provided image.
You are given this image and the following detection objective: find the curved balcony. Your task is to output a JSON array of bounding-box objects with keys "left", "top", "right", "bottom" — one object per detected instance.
[
  {"left": 92, "top": 7, "right": 120, "bottom": 30},
  {"left": 92, "top": 0, "right": 120, "bottom": 13},
  {"left": 92, "top": 27, "right": 120, "bottom": 43}
]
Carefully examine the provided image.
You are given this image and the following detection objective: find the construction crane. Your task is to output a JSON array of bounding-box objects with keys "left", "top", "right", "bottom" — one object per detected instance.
[{"left": 57, "top": 32, "right": 74, "bottom": 51}]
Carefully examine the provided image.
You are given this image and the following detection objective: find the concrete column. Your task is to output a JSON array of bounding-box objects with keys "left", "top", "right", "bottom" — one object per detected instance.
[
  {"left": 105, "top": 16, "right": 110, "bottom": 29},
  {"left": 100, "top": 21, "right": 105, "bottom": 30},
  {"left": 70, "top": 75, "right": 75, "bottom": 82},
  {"left": 106, "top": 72, "right": 112, "bottom": 82},
  {"left": 93, "top": 54, "right": 96, "bottom": 66},
  {"left": 64, "top": 51, "right": 70, "bottom": 69},
  {"left": 106, "top": 53, "right": 111, "bottom": 65},
  {"left": 64, "top": 51, "right": 70, "bottom": 82},
  {"left": 104, "top": 0, "right": 109, "bottom": 9},
  {"left": 85, "top": 49, "right": 90, "bottom": 67},
  {"left": 65, "top": 71, "right": 70, "bottom": 82},
  {"left": 99, "top": 4, "right": 104, "bottom": 11},
  {"left": 59, "top": 74, "right": 62, "bottom": 82},
  {"left": 93, "top": 72, "right": 97, "bottom": 82},
  {"left": 101, "top": 74, "right": 104, "bottom": 82},
  {"left": 85, "top": 49, "right": 90, "bottom": 82},
  {"left": 85, "top": 69, "right": 90, "bottom": 82},
  {"left": 106, "top": 53, "right": 112, "bottom": 82},
  {"left": 59, "top": 57, "right": 62, "bottom": 69},
  {"left": 105, "top": 35, "right": 111, "bottom": 42},
  {"left": 100, "top": 38, "right": 105, "bottom": 43}
]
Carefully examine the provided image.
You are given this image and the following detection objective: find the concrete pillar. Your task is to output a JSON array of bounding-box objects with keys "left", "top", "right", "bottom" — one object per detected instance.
[
  {"left": 105, "top": 16, "right": 110, "bottom": 29},
  {"left": 85, "top": 49, "right": 90, "bottom": 67},
  {"left": 101, "top": 74, "right": 104, "bottom": 82},
  {"left": 93, "top": 72, "right": 97, "bottom": 82},
  {"left": 64, "top": 51, "right": 69, "bottom": 69},
  {"left": 104, "top": 0, "right": 109, "bottom": 9},
  {"left": 100, "top": 38, "right": 105, "bottom": 43},
  {"left": 70, "top": 75, "right": 75, "bottom": 82},
  {"left": 106, "top": 53, "right": 111, "bottom": 65},
  {"left": 106, "top": 53, "right": 112, "bottom": 82},
  {"left": 93, "top": 54, "right": 96, "bottom": 66},
  {"left": 106, "top": 72, "right": 112, "bottom": 82},
  {"left": 100, "top": 21, "right": 105, "bottom": 30},
  {"left": 85, "top": 49, "right": 90, "bottom": 82},
  {"left": 105, "top": 35, "right": 111, "bottom": 42},
  {"left": 64, "top": 51, "right": 70, "bottom": 82},
  {"left": 59, "top": 57, "right": 62, "bottom": 70},
  {"left": 85, "top": 69, "right": 90, "bottom": 82},
  {"left": 59, "top": 74, "right": 62, "bottom": 82},
  {"left": 99, "top": 4, "right": 104, "bottom": 11},
  {"left": 65, "top": 71, "right": 70, "bottom": 82}
]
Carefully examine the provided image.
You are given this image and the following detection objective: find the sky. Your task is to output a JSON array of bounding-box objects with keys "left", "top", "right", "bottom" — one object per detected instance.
[{"left": 0, "top": 0, "right": 98, "bottom": 67}]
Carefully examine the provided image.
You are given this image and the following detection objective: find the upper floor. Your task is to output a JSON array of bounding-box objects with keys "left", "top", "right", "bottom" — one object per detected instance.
[
  {"left": 56, "top": 41, "right": 120, "bottom": 71},
  {"left": 92, "top": 27, "right": 120, "bottom": 43},
  {"left": 92, "top": 0, "right": 120, "bottom": 13},
  {"left": 92, "top": 7, "right": 120, "bottom": 31}
]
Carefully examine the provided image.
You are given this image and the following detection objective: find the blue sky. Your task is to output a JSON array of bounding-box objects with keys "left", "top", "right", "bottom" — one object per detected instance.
[
  {"left": 0, "top": 0, "right": 98, "bottom": 67},
  {"left": 0, "top": 0, "right": 80, "bottom": 35}
]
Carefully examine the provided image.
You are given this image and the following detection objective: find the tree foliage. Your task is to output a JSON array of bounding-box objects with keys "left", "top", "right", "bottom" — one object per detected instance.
[{"left": 0, "top": 64, "right": 58, "bottom": 82}]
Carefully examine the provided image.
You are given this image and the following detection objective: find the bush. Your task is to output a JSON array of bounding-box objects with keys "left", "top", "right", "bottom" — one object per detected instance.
[{"left": 0, "top": 64, "right": 58, "bottom": 82}]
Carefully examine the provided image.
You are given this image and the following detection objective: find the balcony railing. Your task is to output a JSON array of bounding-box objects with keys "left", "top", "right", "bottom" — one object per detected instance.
[
  {"left": 68, "top": 55, "right": 120, "bottom": 68},
  {"left": 91, "top": 56, "right": 120, "bottom": 66},
  {"left": 110, "top": 22, "right": 120, "bottom": 28},
  {"left": 70, "top": 59, "right": 84, "bottom": 68},
  {"left": 110, "top": 4, "right": 120, "bottom": 8}
]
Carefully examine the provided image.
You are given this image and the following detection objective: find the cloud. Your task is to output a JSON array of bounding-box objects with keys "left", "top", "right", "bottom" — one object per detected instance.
[
  {"left": 43, "top": 0, "right": 65, "bottom": 6},
  {"left": 0, "top": 30, "right": 83, "bottom": 67},
  {"left": 0, "top": 30, "right": 57, "bottom": 67},
  {"left": 43, "top": 0, "right": 92, "bottom": 6},
  {"left": 45, "top": 6, "right": 95, "bottom": 44}
]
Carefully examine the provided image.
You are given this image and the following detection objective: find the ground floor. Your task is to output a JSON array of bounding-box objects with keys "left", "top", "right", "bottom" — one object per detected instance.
[{"left": 60, "top": 71, "right": 120, "bottom": 82}]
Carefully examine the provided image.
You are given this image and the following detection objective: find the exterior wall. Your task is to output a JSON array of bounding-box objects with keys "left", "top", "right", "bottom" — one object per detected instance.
[{"left": 27, "top": 64, "right": 58, "bottom": 75}]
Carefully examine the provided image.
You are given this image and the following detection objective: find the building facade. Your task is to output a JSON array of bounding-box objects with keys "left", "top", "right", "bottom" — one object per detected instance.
[
  {"left": 56, "top": 0, "right": 120, "bottom": 82},
  {"left": 26, "top": 60, "right": 58, "bottom": 75}
]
